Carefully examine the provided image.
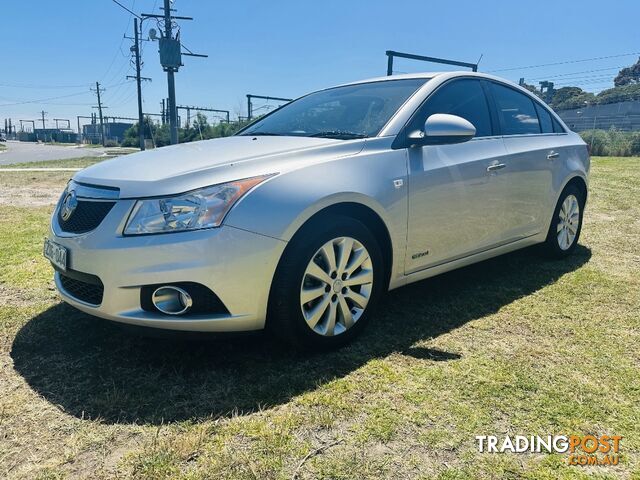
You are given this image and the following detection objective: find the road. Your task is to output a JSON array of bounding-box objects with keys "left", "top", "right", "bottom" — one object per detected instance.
[{"left": 0, "top": 141, "right": 112, "bottom": 165}]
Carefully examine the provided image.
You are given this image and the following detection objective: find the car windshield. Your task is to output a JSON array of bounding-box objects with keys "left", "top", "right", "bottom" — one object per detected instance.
[{"left": 239, "top": 78, "right": 428, "bottom": 139}]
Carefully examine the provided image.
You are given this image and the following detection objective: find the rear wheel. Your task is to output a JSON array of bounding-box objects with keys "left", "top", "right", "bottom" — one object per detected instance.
[
  {"left": 268, "top": 215, "right": 384, "bottom": 349},
  {"left": 542, "top": 184, "right": 585, "bottom": 258}
]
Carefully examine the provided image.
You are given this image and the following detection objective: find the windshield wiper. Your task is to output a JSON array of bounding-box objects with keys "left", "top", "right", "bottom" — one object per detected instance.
[{"left": 308, "top": 131, "right": 368, "bottom": 140}]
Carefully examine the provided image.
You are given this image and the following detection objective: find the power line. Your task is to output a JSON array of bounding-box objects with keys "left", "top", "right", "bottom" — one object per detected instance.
[
  {"left": 0, "top": 80, "right": 134, "bottom": 107},
  {"left": 0, "top": 82, "right": 94, "bottom": 89},
  {"left": 101, "top": 0, "right": 137, "bottom": 83},
  {"left": 111, "top": 0, "right": 141, "bottom": 19},
  {"left": 488, "top": 51, "right": 640, "bottom": 73},
  {"left": 526, "top": 66, "right": 626, "bottom": 82},
  {"left": 0, "top": 91, "right": 91, "bottom": 107}
]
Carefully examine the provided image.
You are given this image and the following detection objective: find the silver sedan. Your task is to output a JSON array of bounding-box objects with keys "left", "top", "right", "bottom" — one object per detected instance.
[{"left": 45, "top": 72, "right": 589, "bottom": 348}]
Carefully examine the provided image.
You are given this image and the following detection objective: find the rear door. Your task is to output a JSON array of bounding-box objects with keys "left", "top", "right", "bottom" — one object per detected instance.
[
  {"left": 487, "top": 81, "right": 566, "bottom": 238},
  {"left": 405, "top": 78, "right": 510, "bottom": 273}
]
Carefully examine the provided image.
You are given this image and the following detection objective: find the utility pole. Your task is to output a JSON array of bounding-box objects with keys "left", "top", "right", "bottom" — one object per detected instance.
[
  {"left": 91, "top": 82, "right": 106, "bottom": 146},
  {"left": 134, "top": 17, "right": 145, "bottom": 151},
  {"left": 40, "top": 110, "right": 47, "bottom": 130},
  {"left": 163, "top": 0, "right": 178, "bottom": 144},
  {"left": 142, "top": 0, "right": 207, "bottom": 144},
  {"left": 161, "top": 99, "right": 166, "bottom": 124},
  {"left": 126, "top": 17, "right": 152, "bottom": 151}
]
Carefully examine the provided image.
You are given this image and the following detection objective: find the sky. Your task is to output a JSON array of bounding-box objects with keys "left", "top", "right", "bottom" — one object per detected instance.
[{"left": 1, "top": 0, "right": 638, "bottom": 131}]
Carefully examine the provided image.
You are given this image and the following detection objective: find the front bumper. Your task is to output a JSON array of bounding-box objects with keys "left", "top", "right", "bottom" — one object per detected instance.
[{"left": 49, "top": 199, "right": 286, "bottom": 332}]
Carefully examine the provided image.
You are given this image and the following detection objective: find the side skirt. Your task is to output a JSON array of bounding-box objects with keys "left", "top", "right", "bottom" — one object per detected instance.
[{"left": 388, "top": 233, "right": 544, "bottom": 290}]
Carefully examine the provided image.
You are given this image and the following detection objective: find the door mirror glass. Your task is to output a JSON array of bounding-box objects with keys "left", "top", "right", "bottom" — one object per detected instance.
[{"left": 407, "top": 114, "right": 476, "bottom": 146}]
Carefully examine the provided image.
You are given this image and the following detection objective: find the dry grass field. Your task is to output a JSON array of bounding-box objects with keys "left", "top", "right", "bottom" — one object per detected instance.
[{"left": 0, "top": 157, "right": 638, "bottom": 479}]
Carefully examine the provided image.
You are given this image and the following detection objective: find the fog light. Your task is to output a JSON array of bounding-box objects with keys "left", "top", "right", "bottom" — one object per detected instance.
[{"left": 151, "top": 286, "right": 193, "bottom": 315}]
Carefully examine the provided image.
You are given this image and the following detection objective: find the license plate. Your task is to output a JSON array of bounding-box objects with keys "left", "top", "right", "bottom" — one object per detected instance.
[{"left": 43, "top": 238, "right": 68, "bottom": 271}]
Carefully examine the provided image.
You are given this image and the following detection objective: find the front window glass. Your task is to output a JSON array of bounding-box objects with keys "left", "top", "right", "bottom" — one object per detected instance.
[
  {"left": 409, "top": 78, "right": 493, "bottom": 137},
  {"left": 240, "top": 79, "right": 428, "bottom": 139}
]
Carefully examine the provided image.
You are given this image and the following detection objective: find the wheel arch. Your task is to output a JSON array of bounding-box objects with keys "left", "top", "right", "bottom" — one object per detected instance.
[
  {"left": 270, "top": 200, "right": 395, "bottom": 297},
  {"left": 564, "top": 175, "right": 588, "bottom": 204},
  {"left": 543, "top": 174, "right": 588, "bottom": 237}
]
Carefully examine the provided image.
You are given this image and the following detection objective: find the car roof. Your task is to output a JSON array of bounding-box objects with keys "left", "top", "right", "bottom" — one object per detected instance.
[{"left": 337, "top": 71, "right": 522, "bottom": 87}]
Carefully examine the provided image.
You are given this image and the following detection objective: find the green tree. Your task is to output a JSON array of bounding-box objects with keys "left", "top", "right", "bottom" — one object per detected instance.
[
  {"left": 121, "top": 117, "right": 156, "bottom": 147},
  {"left": 614, "top": 57, "right": 640, "bottom": 87},
  {"left": 549, "top": 87, "right": 596, "bottom": 111},
  {"left": 120, "top": 116, "right": 251, "bottom": 148},
  {"left": 595, "top": 83, "right": 640, "bottom": 105}
]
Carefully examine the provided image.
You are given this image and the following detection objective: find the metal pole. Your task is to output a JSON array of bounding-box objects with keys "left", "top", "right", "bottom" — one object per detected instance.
[
  {"left": 133, "top": 18, "right": 146, "bottom": 150},
  {"left": 95, "top": 82, "right": 106, "bottom": 146},
  {"left": 385, "top": 50, "right": 478, "bottom": 73},
  {"left": 164, "top": 0, "right": 178, "bottom": 144},
  {"left": 167, "top": 72, "right": 178, "bottom": 143}
]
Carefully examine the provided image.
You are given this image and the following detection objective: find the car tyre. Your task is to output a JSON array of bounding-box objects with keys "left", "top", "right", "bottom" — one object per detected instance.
[
  {"left": 542, "top": 184, "right": 585, "bottom": 258},
  {"left": 268, "top": 214, "right": 384, "bottom": 350}
]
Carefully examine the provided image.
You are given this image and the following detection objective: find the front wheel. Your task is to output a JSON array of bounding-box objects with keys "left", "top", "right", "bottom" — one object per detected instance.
[
  {"left": 268, "top": 215, "right": 384, "bottom": 349},
  {"left": 542, "top": 184, "right": 585, "bottom": 258}
]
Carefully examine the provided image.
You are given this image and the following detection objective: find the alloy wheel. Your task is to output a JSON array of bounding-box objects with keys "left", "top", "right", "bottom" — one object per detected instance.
[
  {"left": 557, "top": 194, "right": 580, "bottom": 250},
  {"left": 300, "top": 236, "right": 373, "bottom": 336}
]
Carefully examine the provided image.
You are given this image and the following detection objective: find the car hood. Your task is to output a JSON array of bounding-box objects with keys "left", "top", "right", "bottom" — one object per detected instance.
[{"left": 73, "top": 136, "right": 365, "bottom": 198}]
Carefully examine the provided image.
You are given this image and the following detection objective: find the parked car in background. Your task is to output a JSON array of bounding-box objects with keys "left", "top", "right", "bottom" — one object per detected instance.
[{"left": 44, "top": 72, "right": 589, "bottom": 348}]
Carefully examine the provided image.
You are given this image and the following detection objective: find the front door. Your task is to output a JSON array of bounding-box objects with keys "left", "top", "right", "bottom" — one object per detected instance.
[{"left": 405, "top": 78, "right": 510, "bottom": 273}]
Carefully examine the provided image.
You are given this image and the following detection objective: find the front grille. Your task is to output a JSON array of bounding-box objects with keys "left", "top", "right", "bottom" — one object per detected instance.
[
  {"left": 59, "top": 272, "right": 104, "bottom": 305},
  {"left": 58, "top": 200, "right": 115, "bottom": 234}
]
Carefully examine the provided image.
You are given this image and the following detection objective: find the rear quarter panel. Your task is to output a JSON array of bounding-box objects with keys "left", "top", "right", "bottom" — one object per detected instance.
[{"left": 542, "top": 131, "right": 590, "bottom": 235}]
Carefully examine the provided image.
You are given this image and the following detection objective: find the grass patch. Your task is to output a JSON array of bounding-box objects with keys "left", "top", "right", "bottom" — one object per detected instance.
[
  {"left": 0, "top": 156, "right": 109, "bottom": 169},
  {"left": 0, "top": 157, "right": 638, "bottom": 479}
]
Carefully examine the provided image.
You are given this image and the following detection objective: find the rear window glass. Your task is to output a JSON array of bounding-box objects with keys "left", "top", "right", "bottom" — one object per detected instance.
[
  {"left": 552, "top": 116, "right": 565, "bottom": 133},
  {"left": 490, "top": 82, "right": 541, "bottom": 135},
  {"left": 535, "top": 103, "right": 554, "bottom": 134}
]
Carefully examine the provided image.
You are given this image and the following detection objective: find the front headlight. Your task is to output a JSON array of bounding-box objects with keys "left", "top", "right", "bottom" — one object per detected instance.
[{"left": 124, "top": 174, "right": 272, "bottom": 235}]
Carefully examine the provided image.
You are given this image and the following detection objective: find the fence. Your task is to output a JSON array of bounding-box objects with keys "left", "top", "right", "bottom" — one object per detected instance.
[{"left": 557, "top": 100, "right": 640, "bottom": 132}]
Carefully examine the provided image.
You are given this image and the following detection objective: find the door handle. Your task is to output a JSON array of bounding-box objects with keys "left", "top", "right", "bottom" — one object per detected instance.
[
  {"left": 547, "top": 152, "right": 560, "bottom": 160},
  {"left": 487, "top": 163, "right": 506, "bottom": 172}
]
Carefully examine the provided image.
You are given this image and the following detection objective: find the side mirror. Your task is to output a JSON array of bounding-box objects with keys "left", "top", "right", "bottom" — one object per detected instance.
[{"left": 406, "top": 114, "right": 476, "bottom": 147}]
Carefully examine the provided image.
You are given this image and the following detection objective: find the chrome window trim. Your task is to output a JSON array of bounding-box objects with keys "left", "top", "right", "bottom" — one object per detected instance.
[{"left": 499, "top": 132, "right": 569, "bottom": 139}]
